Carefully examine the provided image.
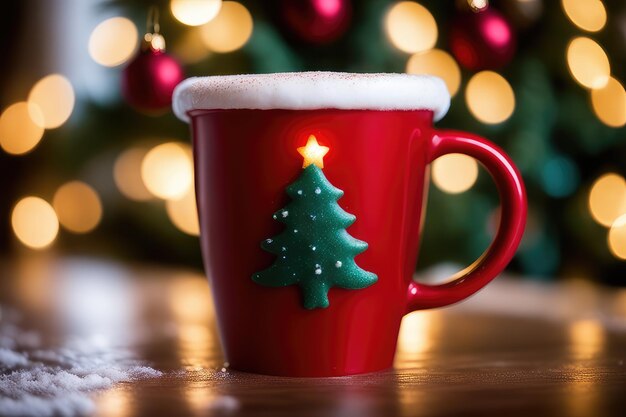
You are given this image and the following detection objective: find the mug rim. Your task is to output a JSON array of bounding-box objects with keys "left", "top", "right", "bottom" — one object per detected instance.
[
  {"left": 186, "top": 107, "right": 436, "bottom": 120},
  {"left": 173, "top": 71, "right": 450, "bottom": 124}
]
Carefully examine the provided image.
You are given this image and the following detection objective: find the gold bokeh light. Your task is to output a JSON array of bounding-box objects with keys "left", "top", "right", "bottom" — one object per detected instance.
[
  {"left": 95, "top": 388, "right": 133, "bottom": 417},
  {"left": 200, "top": 1, "right": 253, "bottom": 53},
  {"left": 114, "top": 147, "right": 154, "bottom": 201},
  {"left": 0, "top": 102, "right": 45, "bottom": 155},
  {"left": 591, "top": 77, "right": 626, "bottom": 128},
  {"left": 173, "top": 28, "right": 212, "bottom": 64},
  {"left": 432, "top": 153, "right": 479, "bottom": 194},
  {"left": 385, "top": 1, "right": 438, "bottom": 54},
  {"left": 166, "top": 186, "right": 200, "bottom": 236},
  {"left": 568, "top": 319, "right": 605, "bottom": 358},
  {"left": 396, "top": 311, "right": 440, "bottom": 359},
  {"left": 28, "top": 74, "right": 75, "bottom": 129},
  {"left": 12, "top": 197, "right": 59, "bottom": 249},
  {"left": 608, "top": 214, "right": 626, "bottom": 260},
  {"left": 53, "top": 181, "right": 103, "bottom": 234},
  {"left": 88, "top": 17, "right": 138, "bottom": 67},
  {"left": 168, "top": 273, "right": 214, "bottom": 323},
  {"left": 141, "top": 142, "right": 193, "bottom": 200},
  {"left": 171, "top": 0, "right": 222, "bottom": 26},
  {"left": 588, "top": 173, "right": 626, "bottom": 227},
  {"left": 468, "top": 0, "right": 488, "bottom": 12},
  {"left": 561, "top": 0, "right": 606, "bottom": 32},
  {"left": 566, "top": 37, "right": 610, "bottom": 89},
  {"left": 465, "top": 71, "right": 515, "bottom": 124},
  {"left": 406, "top": 49, "right": 461, "bottom": 96}
]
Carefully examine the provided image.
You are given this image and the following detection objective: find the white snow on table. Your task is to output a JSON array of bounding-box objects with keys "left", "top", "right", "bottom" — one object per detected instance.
[{"left": 0, "top": 308, "right": 162, "bottom": 417}]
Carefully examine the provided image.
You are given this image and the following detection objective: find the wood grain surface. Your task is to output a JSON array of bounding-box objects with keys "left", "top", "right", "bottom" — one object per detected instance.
[{"left": 1, "top": 257, "right": 624, "bottom": 417}]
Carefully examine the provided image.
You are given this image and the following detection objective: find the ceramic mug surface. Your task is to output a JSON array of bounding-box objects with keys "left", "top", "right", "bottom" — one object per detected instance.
[{"left": 175, "top": 73, "right": 526, "bottom": 377}]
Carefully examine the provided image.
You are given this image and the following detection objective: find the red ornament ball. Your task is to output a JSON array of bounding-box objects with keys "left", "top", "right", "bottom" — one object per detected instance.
[
  {"left": 121, "top": 49, "right": 184, "bottom": 113},
  {"left": 449, "top": 8, "right": 516, "bottom": 71},
  {"left": 279, "top": 0, "right": 352, "bottom": 45}
]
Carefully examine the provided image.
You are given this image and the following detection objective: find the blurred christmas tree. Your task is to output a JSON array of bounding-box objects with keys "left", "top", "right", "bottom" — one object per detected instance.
[{"left": 0, "top": 0, "right": 625, "bottom": 285}]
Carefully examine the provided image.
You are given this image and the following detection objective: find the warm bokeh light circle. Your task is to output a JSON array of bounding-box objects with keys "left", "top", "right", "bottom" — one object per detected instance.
[
  {"left": 432, "top": 153, "right": 479, "bottom": 194},
  {"left": 114, "top": 147, "right": 154, "bottom": 201},
  {"left": 170, "top": 0, "right": 222, "bottom": 26},
  {"left": 608, "top": 214, "right": 626, "bottom": 260},
  {"left": 465, "top": 71, "right": 515, "bottom": 124},
  {"left": 12, "top": 197, "right": 59, "bottom": 249},
  {"left": 53, "top": 181, "right": 103, "bottom": 234},
  {"left": 588, "top": 173, "right": 626, "bottom": 227},
  {"left": 0, "top": 102, "right": 45, "bottom": 155},
  {"left": 468, "top": 0, "right": 488, "bottom": 12},
  {"left": 200, "top": 1, "right": 253, "bottom": 53},
  {"left": 566, "top": 37, "right": 610, "bottom": 89},
  {"left": 166, "top": 187, "right": 200, "bottom": 236},
  {"left": 591, "top": 77, "right": 626, "bottom": 128},
  {"left": 385, "top": 1, "right": 438, "bottom": 54},
  {"left": 88, "top": 17, "right": 138, "bottom": 67},
  {"left": 28, "top": 74, "right": 75, "bottom": 129},
  {"left": 561, "top": 0, "right": 606, "bottom": 32},
  {"left": 406, "top": 49, "right": 461, "bottom": 96},
  {"left": 141, "top": 142, "right": 193, "bottom": 200},
  {"left": 173, "top": 28, "right": 212, "bottom": 64}
]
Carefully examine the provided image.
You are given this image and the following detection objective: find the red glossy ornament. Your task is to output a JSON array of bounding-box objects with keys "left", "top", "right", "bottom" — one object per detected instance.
[
  {"left": 122, "top": 47, "right": 184, "bottom": 113},
  {"left": 122, "top": 8, "right": 184, "bottom": 113},
  {"left": 189, "top": 108, "right": 527, "bottom": 377},
  {"left": 279, "top": 0, "right": 352, "bottom": 44},
  {"left": 449, "top": 8, "right": 516, "bottom": 71}
]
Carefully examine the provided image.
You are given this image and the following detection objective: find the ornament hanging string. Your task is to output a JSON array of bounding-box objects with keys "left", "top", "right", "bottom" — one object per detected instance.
[
  {"left": 143, "top": 6, "right": 165, "bottom": 51},
  {"left": 121, "top": 4, "right": 184, "bottom": 111},
  {"left": 147, "top": 5, "right": 160, "bottom": 35}
]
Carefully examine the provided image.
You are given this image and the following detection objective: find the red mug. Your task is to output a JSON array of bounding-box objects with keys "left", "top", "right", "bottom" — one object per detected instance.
[{"left": 174, "top": 73, "right": 526, "bottom": 377}]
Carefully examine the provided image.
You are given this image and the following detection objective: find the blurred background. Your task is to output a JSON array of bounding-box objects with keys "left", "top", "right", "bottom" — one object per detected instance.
[{"left": 0, "top": 0, "right": 625, "bottom": 285}]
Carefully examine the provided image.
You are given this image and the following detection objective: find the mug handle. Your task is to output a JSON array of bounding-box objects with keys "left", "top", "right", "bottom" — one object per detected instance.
[{"left": 407, "top": 129, "right": 527, "bottom": 311}]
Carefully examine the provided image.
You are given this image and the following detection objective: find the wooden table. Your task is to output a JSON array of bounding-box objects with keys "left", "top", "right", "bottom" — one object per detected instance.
[{"left": 1, "top": 257, "right": 625, "bottom": 417}]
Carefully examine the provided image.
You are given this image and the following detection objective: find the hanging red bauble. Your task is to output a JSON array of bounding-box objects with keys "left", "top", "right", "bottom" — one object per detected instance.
[
  {"left": 121, "top": 8, "right": 184, "bottom": 113},
  {"left": 449, "top": 7, "right": 516, "bottom": 71},
  {"left": 278, "top": 0, "right": 352, "bottom": 45}
]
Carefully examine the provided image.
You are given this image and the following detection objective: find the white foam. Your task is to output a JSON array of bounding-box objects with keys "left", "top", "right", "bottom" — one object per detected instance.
[{"left": 173, "top": 72, "right": 450, "bottom": 122}]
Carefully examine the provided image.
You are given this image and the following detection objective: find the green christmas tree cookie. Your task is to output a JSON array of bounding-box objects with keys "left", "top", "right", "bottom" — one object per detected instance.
[{"left": 252, "top": 135, "right": 377, "bottom": 309}]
